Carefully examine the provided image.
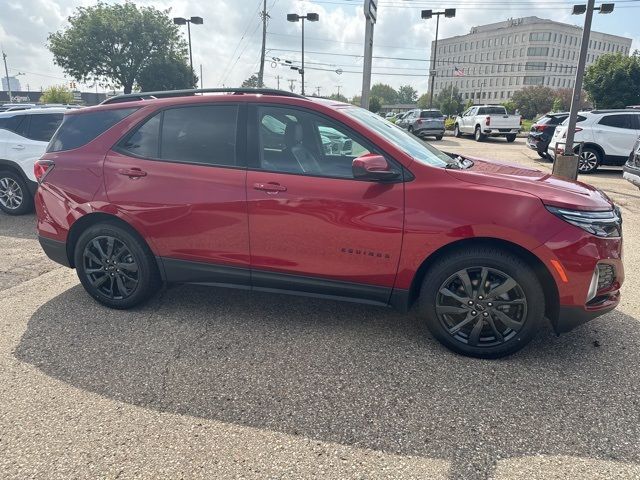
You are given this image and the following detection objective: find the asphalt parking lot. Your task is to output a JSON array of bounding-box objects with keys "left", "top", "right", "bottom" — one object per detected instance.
[{"left": 1, "top": 137, "right": 639, "bottom": 479}]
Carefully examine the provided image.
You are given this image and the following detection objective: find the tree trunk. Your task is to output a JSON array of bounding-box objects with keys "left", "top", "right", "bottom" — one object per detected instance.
[{"left": 123, "top": 83, "right": 133, "bottom": 94}]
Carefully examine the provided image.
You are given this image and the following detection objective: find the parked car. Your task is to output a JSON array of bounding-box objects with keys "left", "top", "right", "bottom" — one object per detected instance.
[
  {"left": 623, "top": 135, "right": 640, "bottom": 189},
  {"left": 403, "top": 109, "right": 445, "bottom": 140},
  {"left": 395, "top": 111, "right": 411, "bottom": 128},
  {"left": 35, "top": 88, "right": 623, "bottom": 359},
  {"left": 0, "top": 108, "right": 66, "bottom": 214},
  {"left": 453, "top": 105, "right": 521, "bottom": 142},
  {"left": 548, "top": 109, "right": 640, "bottom": 173},
  {"left": 527, "top": 112, "right": 569, "bottom": 159}
]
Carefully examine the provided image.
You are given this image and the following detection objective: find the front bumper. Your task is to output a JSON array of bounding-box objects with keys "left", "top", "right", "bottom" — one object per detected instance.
[
  {"left": 556, "top": 299, "right": 619, "bottom": 333},
  {"left": 623, "top": 165, "right": 640, "bottom": 188}
]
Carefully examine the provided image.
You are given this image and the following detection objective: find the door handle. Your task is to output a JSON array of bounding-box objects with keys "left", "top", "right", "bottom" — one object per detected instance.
[
  {"left": 11, "top": 145, "right": 25, "bottom": 150},
  {"left": 118, "top": 168, "right": 147, "bottom": 178},
  {"left": 253, "top": 182, "right": 287, "bottom": 193}
]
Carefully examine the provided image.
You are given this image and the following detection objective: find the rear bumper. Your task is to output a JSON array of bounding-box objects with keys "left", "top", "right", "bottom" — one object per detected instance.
[
  {"left": 482, "top": 128, "right": 520, "bottom": 136},
  {"left": 415, "top": 128, "right": 445, "bottom": 136},
  {"left": 527, "top": 134, "right": 549, "bottom": 152},
  {"left": 38, "top": 235, "right": 71, "bottom": 268}
]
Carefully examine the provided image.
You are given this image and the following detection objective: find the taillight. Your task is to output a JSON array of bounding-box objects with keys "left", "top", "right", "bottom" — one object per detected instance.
[
  {"left": 34, "top": 160, "right": 55, "bottom": 184},
  {"left": 575, "top": 127, "right": 583, "bottom": 133},
  {"left": 534, "top": 124, "right": 545, "bottom": 132},
  {"left": 485, "top": 116, "right": 491, "bottom": 126},
  {"left": 417, "top": 119, "right": 423, "bottom": 125}
]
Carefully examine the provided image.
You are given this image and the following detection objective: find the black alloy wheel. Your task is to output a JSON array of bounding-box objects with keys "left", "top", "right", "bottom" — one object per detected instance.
[{"left": 82, "top": 236, "right": 139, "bottom": 300}]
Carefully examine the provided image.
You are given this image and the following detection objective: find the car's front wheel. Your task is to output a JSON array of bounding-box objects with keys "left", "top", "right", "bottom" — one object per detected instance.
[
  {"left": 474, "top": 127, "right": 486, "bottom": 142},
  {"left": 0, "top": 171, "right": 33, "bottom": 215},
  {"left": 74, "top": 222, "right": 161, "bottom": 309},
  {"left": 419, "top": 248, "right": 544, "bottom": 358},
  {"left": 453, "top": 124, "right": 461, "bottom": 137}
]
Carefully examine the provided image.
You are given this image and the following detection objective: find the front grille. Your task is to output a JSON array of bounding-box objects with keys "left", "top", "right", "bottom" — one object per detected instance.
[{"left": 597, "top": 264, "right": 615, "bottom": 291}]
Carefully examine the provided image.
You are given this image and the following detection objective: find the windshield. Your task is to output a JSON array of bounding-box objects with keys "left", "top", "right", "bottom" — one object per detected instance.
[{"left": 341, "top": 106, "right": 456, "bottom": 168}]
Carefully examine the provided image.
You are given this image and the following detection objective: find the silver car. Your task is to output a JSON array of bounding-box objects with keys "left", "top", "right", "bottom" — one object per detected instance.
[{"left": 404, "top": 109, "right": 445, "bottom": 140}]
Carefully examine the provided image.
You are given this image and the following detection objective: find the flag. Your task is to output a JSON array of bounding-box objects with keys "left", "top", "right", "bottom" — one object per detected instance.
[{"left": 454, "top": 66, "right": 465, "bottom": 77}]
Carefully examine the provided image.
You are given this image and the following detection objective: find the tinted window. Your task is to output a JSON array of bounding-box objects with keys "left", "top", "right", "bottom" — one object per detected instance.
[
  {"left": 478, "top": 107, "right": 507, "bottom": 115},
  {"left": 257, "top": 106, "right": 370, "bottom": 178},
  {"left": 120, "top": 113, "right": 161, "bottom": 158},
  {"left": 0, "top": 114, "right": 25, "bottom": 134},
  {"left": 420, "top": 110, "right": 443, "bottom": 118},
  {"left": 160, "top": 105, "right": 238, "bottom": 167},
  {"left": 48, "top": 108, "right": 138, "bottom": 152},
  {"left": 599, "top": 114, "right": 635, "bottom": 129},
  {"left": 26, "top": 113, "right": 64, "bottom": 142}
]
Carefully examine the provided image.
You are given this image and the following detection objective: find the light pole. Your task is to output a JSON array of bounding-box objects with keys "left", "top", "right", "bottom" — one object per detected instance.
[
  {"left": 421, "top": 9, "right": 456, "bottom": 109},
  {"left": 552, "top": 1, "right": 614, "bottom": 180},
  {"left": 287, "top": 12, "right": 319, "bottom": 96},
  {"left": 2, "top": 50, "right": 12, "bottom": 101},
  {"left": 173, "top": 16, "right": 204, "bottom": 78}
]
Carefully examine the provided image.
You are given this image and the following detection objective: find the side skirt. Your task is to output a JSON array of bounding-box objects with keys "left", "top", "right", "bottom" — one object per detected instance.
[{"left": 158, "top": 257, "right": 409, "bottom": 310}]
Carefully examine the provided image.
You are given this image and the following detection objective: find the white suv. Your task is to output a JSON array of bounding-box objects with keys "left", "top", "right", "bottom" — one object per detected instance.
[
  {"left": 548, "top": 109, "right": 640, "bottom": 173},
  {"left": 0, "top": 108, "right": 68, "bottom": 214}
]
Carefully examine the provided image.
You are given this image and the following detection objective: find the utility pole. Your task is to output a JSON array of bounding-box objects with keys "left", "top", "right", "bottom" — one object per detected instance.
[
  {"left": 553, "top": 0, "right": 613, "bottom": 180},
  {"left": 336, "top": 85, "right": 341, "bottom": 96},
  {"left": 288, "top": 78, "right": 296, "bottom": 92},
  {"left": 258, "top": 0, "right": 269, "bottom": 87},
  {"left": 275, "top": 75, "right": 281, "bottom": 89},
  {"left": 200, "top": 64, "right": 203, "bottom": 89},
  {"left": 316, "top": 86, "right": 321, "bottom": 96},
  {"left": 361, "top": 0, "right": 377, "bottom": 109},
  {"left": 2, "top": 49, "right": 12, "bottom": 101}
]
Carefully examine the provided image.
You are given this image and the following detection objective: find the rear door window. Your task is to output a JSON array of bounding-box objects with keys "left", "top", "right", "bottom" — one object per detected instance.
[
  {"left": 599, "top": 114, "right": 636, "bottom": 130},
  {"left": 0, "top": 114, "right": 26, "bottom": 135},
  {"left": 48, "top": 108, "right": 138, "bottom": 152},
  {"left": 420, "top": 110, "right": 443, "bottom": 118},
  {"left": 119, "top": 105, "right": 239, "bottom": 167},
  {"left": 26, "top": 113, "right": 64, "bottom": 142}
]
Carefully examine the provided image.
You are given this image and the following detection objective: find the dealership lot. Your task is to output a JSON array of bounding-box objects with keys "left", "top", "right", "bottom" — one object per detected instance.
[{"left": 1, "top": 137, "right": 640, "bottom": 479}]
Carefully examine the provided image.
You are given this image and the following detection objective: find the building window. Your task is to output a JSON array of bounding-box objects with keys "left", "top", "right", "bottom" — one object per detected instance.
[
  {"left": 516, "top": 77, "right": 521, "bottom": 85},
  {"left": 528, "top": 47, "right": 549, "bottom": 56},
  {"left": 515, "top": 35, "right": 519, "bottom": 44},
  {"left": 501, "top": 91, "right": 504, "bottom": 99},
  {"left": 523, "top": 76, "right": 544, "bottom": 85},
  {"left": 525, "top": 61, "right": 547, "bottom": 71},
  {"left": 529, "top": 32, "right": 551, "bottom": 41}
]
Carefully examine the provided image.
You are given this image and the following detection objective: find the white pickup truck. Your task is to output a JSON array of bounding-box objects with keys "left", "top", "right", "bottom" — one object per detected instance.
[{"left": 453, "top": 105, "right": 521, "bottom": 142}]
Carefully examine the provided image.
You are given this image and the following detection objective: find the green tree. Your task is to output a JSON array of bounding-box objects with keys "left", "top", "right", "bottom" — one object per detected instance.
[
  {"left": 397, "top": 84, "right": 418, "bottom": 104},
  {"left": 241, "top": 75, "right": 260, "bottom": 88},
  {"left": 552, "top": 97, "right": 563, "bottom": 113},
  {"left": 433, "top": 85, "right": 463, "bottom": 116},
  {"left": 48, "top": 2, "right": 189, "bottom": 94},
  {"left": 370, "top": 83, "right": 398, "bottom": 105},
  {"left": 368, "top": 96, "right": 382, "bottom": 113},
  {"left": 417, "top": 93, "right": 430, "bottom": 109},
  {"left": 551, "top": 88, "right": 591, "bottom": 112},
  {"left": 137, "top": 55, "right": 197, "bottom": 92},
  {"left": 328, "top": 93, "right": 348, "bottom": 102},
  {"left": 464, "top": 98, "right": 474, "bottom": 110},
  {"left": 501, "top": 100, "right": 516, "bottom": 114},
  {"left": 351, "top": 95, "right": 361, "bottom": 106},
  {"left": 511, "top": 86, "right": 555, "bottom": 119},
  {"left": 40, "top": 85, "right": 75, "bottom": 104},
  {"left": 584, "top": 52, "right": 640, "bottom": 108}
]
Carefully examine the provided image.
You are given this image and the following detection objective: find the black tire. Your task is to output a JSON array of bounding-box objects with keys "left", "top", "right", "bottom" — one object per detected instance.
[
  {"left": 418, "top": 247, "right": 544, "bottom": 358},
  {"left": 74, "top": 222, "right": 161, "bottom": 309},
  {"left": 474, "top": 126, "right": 486, "bottom": 142},
  {"left": 408, "top": 126, "right": 414, "bottom": 134},
  {"left": 0, "top": 170, "right": 33, "bottom": 215},
  {"left": 577, "top": 147, "right": 601, "bottom": 174},
  {"left": 506, "top": 134, "right": 517, "bottom": 143},
  {"left": 435, "top": 135, "right": 443, "bottom": 141},
  {"left": 453, "top": 124, "right": 461, "bottom": 138},
  {"left": 537, "top": 150, "right": 548, "bottom": 160}
]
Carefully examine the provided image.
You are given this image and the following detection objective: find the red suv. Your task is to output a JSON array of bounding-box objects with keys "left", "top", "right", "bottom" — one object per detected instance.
[{"left": 34, "top": 88, "right": 623, "bottom": 358}]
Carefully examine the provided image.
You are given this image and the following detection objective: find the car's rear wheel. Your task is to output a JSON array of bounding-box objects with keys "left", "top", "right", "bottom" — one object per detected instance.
[
  {"left": 0, "top": 171, "right": 32, "bottom": 215},
  {"left": 537, "top": 151, "right": 548, "bottom": 159},
  {"left": 74, "top": 223, "right": 161, "bottom": 309},
  {"left": 506, "top": 134, "right": 517, "bottom": 143},
  {"left": 474, "top": 127, "right": 486, "bottom": 142},
  {"left": 453, "top": 124, "right": 461, "bottom": 137},
  {"left": 408, "top": 126, "right": 414, "bottom": 134},
  {"left": 577, "top": 147, "right": 601, "bottom": 174},
  {"left": 419, "top": 248, "right": 544, "bottom": 358},
  {"left": 435, "top": 135, "right": 443, "bottom": 141}
]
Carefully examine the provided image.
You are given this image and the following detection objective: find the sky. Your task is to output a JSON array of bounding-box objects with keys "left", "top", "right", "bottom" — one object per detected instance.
[{"left": 1, "top": 0, "right": 638, "bottom": 99}]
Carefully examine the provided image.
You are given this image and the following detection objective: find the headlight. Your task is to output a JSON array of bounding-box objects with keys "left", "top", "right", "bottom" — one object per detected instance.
[{"left": 546, "top": 206, "right": 622, "bottom": 238}]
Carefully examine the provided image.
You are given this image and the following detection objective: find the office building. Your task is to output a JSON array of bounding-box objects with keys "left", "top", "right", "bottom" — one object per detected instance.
[{"left": 430, "top": 16, "right": 632, "bottom": 104}]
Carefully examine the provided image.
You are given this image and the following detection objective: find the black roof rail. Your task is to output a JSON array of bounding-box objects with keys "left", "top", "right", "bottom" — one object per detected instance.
[{"left": 101, "top": 87, "right": 305, "bottom": 105}]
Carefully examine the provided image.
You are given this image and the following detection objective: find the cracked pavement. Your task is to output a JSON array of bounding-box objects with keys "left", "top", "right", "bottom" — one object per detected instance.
[{"left": 1, "top": 136, "right": 639, "bottom": 479}]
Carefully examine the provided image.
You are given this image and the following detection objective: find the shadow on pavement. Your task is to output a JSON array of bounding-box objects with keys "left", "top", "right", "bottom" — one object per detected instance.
[{"left": 15, "top": 284, "right": 640, "bottom": 479}]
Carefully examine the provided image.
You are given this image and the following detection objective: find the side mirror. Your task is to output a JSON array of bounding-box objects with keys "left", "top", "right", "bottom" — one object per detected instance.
[{"left": 352, "top": 154, "right": 400, "bottom": 181}]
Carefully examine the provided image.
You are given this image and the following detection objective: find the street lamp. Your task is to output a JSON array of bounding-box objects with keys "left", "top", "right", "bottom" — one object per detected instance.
[
  {"left": 421, "top": 8, "right": 455, "bottom": 109},
  {"left": 287, "top": 12, "right": 319, "bottom": 95},
  {"left": 173, "top": 16, "right": 203, "bottom": 78},
  {"left": 552, "top": 1, "right": 614, "bottom": 180}
]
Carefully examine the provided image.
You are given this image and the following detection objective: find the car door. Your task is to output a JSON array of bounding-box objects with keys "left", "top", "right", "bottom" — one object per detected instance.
[
  {"left": 245, "top": 104, "right": 404, "bottom": 304},
  {"left": 593, "top": 114, "right": 639, "bottom": 159},
  {"left": 460, "top": 107, "right": 476, "bottom": 133},
  {"left": 104, "top": 103, "right": 251, "bottom": 284}
]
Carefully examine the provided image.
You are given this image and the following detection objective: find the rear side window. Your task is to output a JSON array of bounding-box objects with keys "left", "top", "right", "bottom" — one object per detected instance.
[
  {"left": 119, "top": 105, "right": 238, "bottom": 167},
  {"left": 478, "top": 107, "right": 507, "bottom": 115},
  {"left": 599, "top": 114, "right": 636, "bottom": 129},
  {"left": 0, "top": 115, "right": 26, "bottom": 135},
  {"left": 47, "top": 108, "right": 137, "bottom": 152},
  {"left": 26, "top": 114, "right": 64, "bottom": 142}
]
